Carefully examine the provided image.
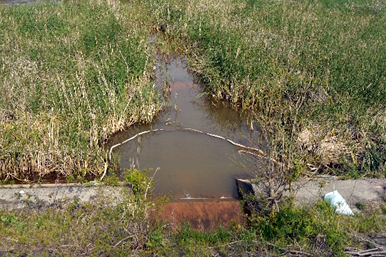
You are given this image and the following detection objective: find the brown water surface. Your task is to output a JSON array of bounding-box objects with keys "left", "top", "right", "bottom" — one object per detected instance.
[{"left": 110, "top": 57, "right": 258, "bottom": 200}]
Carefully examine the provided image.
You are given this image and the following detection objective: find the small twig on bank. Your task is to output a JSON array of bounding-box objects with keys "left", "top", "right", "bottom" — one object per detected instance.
[
  {"left": 7, "top": 174, "right": 32, "bottom": 184},
  {"left": 346, "top": 249, "right": 386, "bottom": 256},
  {"left": 350, "top": 233, "right": 384, "bottom": 249},
  {"left": 113, "top": 235, "right": 135, "bottom": 248},
  {"left": 207, "top": 240, "right": 243, "bottom": 249},
  {"left": 101, "top": 157, "right": 108, "bottom": 181},
  {"left": 144, "top": 167, "right": 159, "bottom": 198},
  {"left": 346, "top": 233, "right": 386, "bottom": 256},
  {"left": 263, "top": 241, "right": 311, "bottom": 256}
]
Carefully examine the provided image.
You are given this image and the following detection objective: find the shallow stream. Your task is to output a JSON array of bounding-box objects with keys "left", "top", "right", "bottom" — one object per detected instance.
[{"left": 109, "top": 56, "right": 258, "bottom": 199}]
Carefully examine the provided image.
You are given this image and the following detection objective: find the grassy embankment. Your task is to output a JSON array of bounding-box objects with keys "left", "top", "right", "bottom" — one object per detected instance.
[
  {"left": 142, "top": 0, "right": 386, "bottom": 178},
  {"left": 0, "top": 0, "right": 160, "bottom": 182},
  {"left": 1, "top": 177, "right": 386, "bottom": 255}
]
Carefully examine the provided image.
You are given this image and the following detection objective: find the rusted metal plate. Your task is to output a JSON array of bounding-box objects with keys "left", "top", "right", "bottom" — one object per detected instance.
[{"left": 158, "top": 199, "right": 245, "bottom": 231}]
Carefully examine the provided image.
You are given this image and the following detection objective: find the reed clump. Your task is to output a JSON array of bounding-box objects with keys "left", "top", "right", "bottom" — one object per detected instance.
[
  {"left": 0, "top": 0, "right": 161, "bottom": 182},
  {"left": 140, "top": 0, "right": 386, "bottom": 177}
]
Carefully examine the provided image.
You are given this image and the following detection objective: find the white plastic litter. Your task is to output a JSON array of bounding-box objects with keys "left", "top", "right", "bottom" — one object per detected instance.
[{"left": 324, "top": 190, "right": 354, "bottom": 216}]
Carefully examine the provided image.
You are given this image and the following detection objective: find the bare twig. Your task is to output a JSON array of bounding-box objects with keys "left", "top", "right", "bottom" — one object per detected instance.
[
  {"left": 264, "top": 241, "right": 311, "bottom": 256},
  {"left": 238, "top": 149, "right": 279, "bottom": 165},
  {"left": 346, "top": 248, "right": 386, "bottom": 256},
  {"left": 206, "top": 240, "right": 243, "bottom": 249},
  {"left": 350, "top": 233, "right": 384, "bottom": 249},
  {"left": 113, "top": 235, "right": 135, "bottom": 248},
  {"left": 144, "top": 167, "right": 159, "bottom": 198}
]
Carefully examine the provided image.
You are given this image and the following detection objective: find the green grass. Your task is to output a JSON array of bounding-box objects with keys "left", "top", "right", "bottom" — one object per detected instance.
[
  {"left": 2, "top": 190, "right": 386, "bottom": 256},
  {"left": 139, "top": 0, "right": 386, "bottom": 177},
  {"left": 0, "top": 0, "right": 161, "bottom": 181}
]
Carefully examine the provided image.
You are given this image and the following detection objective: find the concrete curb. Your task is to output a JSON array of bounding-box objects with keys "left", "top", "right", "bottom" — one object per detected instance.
[
  {"left": 0, "top": 184, "right": 127, "bottom": 210},
  {"left": 236, "top": 178, "right": 386, "bottom": 212}
]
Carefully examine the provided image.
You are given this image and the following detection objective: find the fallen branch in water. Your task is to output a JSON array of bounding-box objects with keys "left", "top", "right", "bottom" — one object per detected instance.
[
  {"left": 100, "top": 126, "right": 273, "bottom": 181},
  {"left": 100, "top": 128, "right": 165, "bottom": 181},
  {"left": 237, "top": 150, "right": 279, "bottom": 165}
]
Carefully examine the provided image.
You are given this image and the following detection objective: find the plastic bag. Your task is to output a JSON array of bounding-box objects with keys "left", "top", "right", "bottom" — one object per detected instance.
[{"left": 324, "top": 190, "right": 354, "bottom": 216}]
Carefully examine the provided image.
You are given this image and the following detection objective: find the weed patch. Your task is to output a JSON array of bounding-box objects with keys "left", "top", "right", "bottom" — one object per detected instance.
[
  {"left": 0, "top": 0, "right": 161, "bottom": 182},
  {"left": 140, "top": 0, "right": 386, "bottom": 176}
]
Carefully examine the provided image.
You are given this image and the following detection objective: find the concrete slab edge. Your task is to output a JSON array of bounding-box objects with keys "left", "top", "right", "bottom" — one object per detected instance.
[
  {"left": 0, "top": 183, "right": 129, "bottom": 210},
  {"left": 236, "top": 178, "right": 386, "bottom": 213}
]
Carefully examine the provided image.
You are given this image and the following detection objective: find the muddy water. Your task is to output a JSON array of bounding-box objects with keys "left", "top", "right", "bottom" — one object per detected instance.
[{"left": 110, "top": 57, "right": 257, "bottom": 199}]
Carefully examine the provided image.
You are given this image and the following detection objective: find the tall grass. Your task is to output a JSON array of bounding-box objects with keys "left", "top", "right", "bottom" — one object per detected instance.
[
  {"left": 140, "top": 0, "right": 386, "bottom": 176},
  {"left": 0, "top": 0, "right": 161, "bottom": 181}
]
